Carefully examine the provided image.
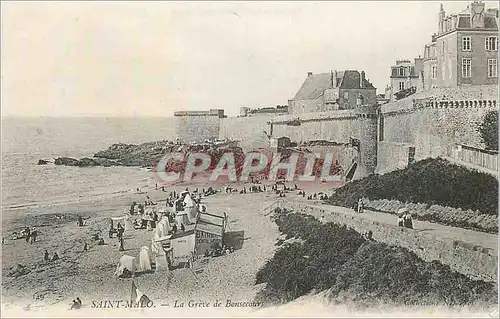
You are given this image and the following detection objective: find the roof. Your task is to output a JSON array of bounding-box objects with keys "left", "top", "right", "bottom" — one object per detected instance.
[
  {"left": 339, "top": 70, "right": 376, "bottom": 90},
  {"left": 170, "top": 229, "right": 195, "bottom": 240},
  {"left": 457, "top": 15, "right": 498, "bottom": 29},
  {"left": 198, "top": 212, "right": 225, "bottom": 226},
  {"left": 293, "top": 71, "right": 375, "bottom": 100},
  {"left": 293, "top": 73, "right": 332, "bottom": 100}
]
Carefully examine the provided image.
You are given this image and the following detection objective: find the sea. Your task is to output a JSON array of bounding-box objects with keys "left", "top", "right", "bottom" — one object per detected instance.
[{"left": 1, "top": 117, "right": 176, "bottom": 219}]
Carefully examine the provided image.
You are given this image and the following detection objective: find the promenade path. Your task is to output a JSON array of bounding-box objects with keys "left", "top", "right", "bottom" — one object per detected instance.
[
  {"left": 270, "top": 194, "right": 498, "bottom": 281},
  {"left": 289, "top": 197, "right": 498, "bottom": 256}
]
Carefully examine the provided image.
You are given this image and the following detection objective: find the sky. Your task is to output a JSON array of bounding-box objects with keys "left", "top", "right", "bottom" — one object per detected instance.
[{"left": 1, "top": 1, "right": 498, "bottom": 117}]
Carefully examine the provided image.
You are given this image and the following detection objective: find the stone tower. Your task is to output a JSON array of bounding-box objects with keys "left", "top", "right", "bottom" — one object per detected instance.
[{"left": 353, "top": 100, "right": 378, "bottom": 180}]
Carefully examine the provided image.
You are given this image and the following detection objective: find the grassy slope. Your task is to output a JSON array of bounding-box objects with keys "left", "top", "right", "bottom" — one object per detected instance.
[{"left": 328, "top": 158, "right": 498, "bottom": 216}]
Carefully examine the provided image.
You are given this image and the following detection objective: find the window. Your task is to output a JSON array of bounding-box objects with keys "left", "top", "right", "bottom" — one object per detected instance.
[
  {"left": 442, "top": 41, "right": 445, "bottom": 53},
  {"left": 432, "top": 66, "right": 437, "bottom": 79},
  {"left": 462, "top": 36, "right": 471, "bottom": 51},
  {"left": 399, "top": 82, "right": 405, "bottom": 91},
  {"left": 488, "top": 59, "right": 498, "bottom": 77},
  {"left": 462, "top": 58, "right": 471, "bottom": 78},
  {"left": 396, "top": 67, "right": 405, "bottom": 76},
  {"left": 343, "top": 91, "right": 349, "bottom": 100},
  {"left": 485, "top": 37, "right": 498, "bottom": 51}
]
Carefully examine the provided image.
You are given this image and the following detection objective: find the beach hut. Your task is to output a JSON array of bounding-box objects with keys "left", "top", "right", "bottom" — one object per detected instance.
[
  {"left": 138, "top": 246, "right": 152, "bottom": 272},
  {"left": 114, "top": 255, "right": 139, "bottom": 278},
  {"left": 169, "top": 230, "right": 196, "bottom": 266},
  {"left": 194, "top": 212, "right": 226, "bottom": 255}
]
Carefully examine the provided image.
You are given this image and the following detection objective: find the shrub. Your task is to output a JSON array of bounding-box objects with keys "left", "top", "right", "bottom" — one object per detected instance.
[
  {"left": 328, "top": 158, "right": 498, "bottom": 216},
  {"left": 255, "top": 209, "right": 497, "bottom": 308}
]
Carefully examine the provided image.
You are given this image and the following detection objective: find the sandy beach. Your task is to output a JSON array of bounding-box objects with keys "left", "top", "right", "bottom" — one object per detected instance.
[{"left": 1, "top": 179, "right": 327, "bottom": 317}]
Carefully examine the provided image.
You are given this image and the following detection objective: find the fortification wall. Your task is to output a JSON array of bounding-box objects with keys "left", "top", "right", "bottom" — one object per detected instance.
[
  {"left": 378, "top": 85, "right": 499, "bottom": 174},
  {"left": 219, "top": 116, "right": 271, "bottom": 149},
  {"left": 279, "top": 201, "right": 497, "bottom": 282},
  {"left": 174, "top": 115, "right": 221, "bottom": 144},
  {"left": 270, "top": 110, "right": 359, "bottom": 144}
]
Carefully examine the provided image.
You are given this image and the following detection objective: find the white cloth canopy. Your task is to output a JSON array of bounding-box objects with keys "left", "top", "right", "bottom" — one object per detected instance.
[
  {"left": 158, "top": 217, "right": 170, "bottom": 237},
  {"left": 139, "top": 246, "right": 152, "bottom": 272},
  {"left": 113, "top": 255, "right": 139, "bottom": 277},
  {"left": 155, "top": 254, "right": 170, "bottom": 273},
  {"left": 183, "top": 193, "right": 195, "bottom": 207}
]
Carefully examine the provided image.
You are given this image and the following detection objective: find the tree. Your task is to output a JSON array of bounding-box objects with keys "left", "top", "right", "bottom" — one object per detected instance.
[{"left": 479, "top": 111, "right": 498, "bottom": 150}]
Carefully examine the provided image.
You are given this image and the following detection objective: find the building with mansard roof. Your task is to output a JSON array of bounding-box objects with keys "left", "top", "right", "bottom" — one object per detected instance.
[{"left": 287, "top": 70, "right": 376, "bottom": 114}]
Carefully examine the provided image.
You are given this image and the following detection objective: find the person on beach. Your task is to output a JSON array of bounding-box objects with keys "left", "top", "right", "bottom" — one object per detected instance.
[
  {"left": 119, "top": 237, "right": 125, "bottom": 251},
  {"left": 44, "top": 250, "right": 49, "bottom": 262},
  {"left": 78, "top": 216, "right": 83, "bottom": 227},
  {"left": 76, "top": 297, "right": 82, "bottom": 307},
  {"left": 24, "top": 227, "right": 31, "bottom": 242},
  {"left": 83, "top": 243, "right": 88, "bottom": 252},
  {"left": 31, "top": 228, "right": 38, "bottom": 243}
]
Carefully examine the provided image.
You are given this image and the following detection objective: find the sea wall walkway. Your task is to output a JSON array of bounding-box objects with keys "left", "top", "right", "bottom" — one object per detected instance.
[{"left": 265, "top": 199, "right": 498, "bottom": 283}]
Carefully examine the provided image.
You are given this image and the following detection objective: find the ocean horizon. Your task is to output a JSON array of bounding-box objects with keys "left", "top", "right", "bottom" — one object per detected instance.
[{"left": 1, "top": 117, "right": 177, "bottom": 214}]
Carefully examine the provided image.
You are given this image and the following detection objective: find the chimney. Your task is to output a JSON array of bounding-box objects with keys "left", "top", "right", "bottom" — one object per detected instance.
[
  {"left": 333, "top": 70, "right": 338, "bottom": 87},
  {"left": 360, "top": 71, "right": 365, "bottom": 89},
  {"left": 307, "top": 72, "right": 313, "bottom": 77},
  {"left": 470, "top": 1, "right": 485, "bottom": 28}
]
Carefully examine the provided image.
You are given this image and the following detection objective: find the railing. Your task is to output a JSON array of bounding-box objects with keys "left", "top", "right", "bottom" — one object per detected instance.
[
  {"left": 446, "top": 144, "right": 498, "bottom": 176},
  {"left": 262, "top": 199, "right": 287, "bottom": 216}
]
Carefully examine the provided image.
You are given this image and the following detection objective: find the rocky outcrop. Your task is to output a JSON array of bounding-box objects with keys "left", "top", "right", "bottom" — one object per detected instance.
[
  {"left": 54, "top": 157, "right": 80, "bottom": 166},
  {"left": 53, "top": 139, "right": 242, "bottom": 169},
  {"left": 54, "top": 157, "right": 117, "bottom": 167},
  {"left": 37, "top": 159, "right": 50, "bottom": 165}
]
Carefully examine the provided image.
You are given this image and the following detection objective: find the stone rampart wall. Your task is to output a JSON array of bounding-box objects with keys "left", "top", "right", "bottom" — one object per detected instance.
[
  {"left": 279, "top": 201, "right": 497, "bottom": 283},
  {"left": 219, "top": 116, "right": 272, "bottom": 149}
]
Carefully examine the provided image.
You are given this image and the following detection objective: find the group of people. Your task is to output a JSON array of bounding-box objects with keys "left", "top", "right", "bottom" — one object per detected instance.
[
  {"left": 204, "top": 243, "right": 235, "bottom": 258},
  {"left": 22, "top": 226, "right": 38, "bottom": 244},
  {"left": 43, "top": 250, "right": 59, "bottom": 262},
  {"left": 70, "top": 297, "right": 82, "bottom": 310},
  {"left": 302, "top": 192, "right": 328, "bottom": 201},
  {"left": 397, "top": 208, "right": 414, "bottom": 229}
]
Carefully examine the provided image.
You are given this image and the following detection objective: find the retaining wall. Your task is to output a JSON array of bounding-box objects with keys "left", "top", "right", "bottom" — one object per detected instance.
[{"left": 279, "top": 201, "right": 497, "bottom": 283}]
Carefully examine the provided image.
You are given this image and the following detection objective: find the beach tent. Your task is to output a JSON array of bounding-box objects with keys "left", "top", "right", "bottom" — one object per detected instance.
[
  {"left": 183, "top": 193, "right": 198, "bottom": 222},
  {"left": 155, "top": 253, "right": 170, "bottom": 273},
  {"left": 114, "top": 255, "right": 139, "bottom": 277},
  {"left": 111, "top": 215, "right": 134, "bottom": 231},
  {"left": 139, "top": 246, "right": 152, "bottom": 272},
  {"left": 157, "top": 217, "right": 171, "bottom": 237}
]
